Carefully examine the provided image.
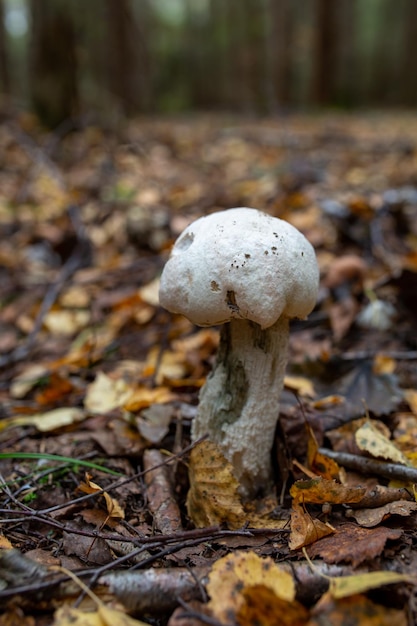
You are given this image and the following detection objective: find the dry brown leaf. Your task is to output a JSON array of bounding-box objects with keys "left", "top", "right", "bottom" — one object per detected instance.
[
  {"left": 78, "top": 473, "right": 125, "bottom": 520},
  {"left": 308, "top": 523, "right": 402, "bottom": 566},
  {"left": 347, "top": 500, "right": 417, "bottom": 527},
  {"left": 237, "top": 585, "right": 309, "bottom": 626},
  {"left": 289, "top": 503, "right": 334, "bottom": 550}
]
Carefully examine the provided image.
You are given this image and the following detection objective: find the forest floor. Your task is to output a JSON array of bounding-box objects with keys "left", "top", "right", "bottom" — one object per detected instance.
[{"left": 1, "top": 111, "right": 417, "bottom": 625}]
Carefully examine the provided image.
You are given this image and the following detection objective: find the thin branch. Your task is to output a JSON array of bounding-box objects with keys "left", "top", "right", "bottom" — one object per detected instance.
[{"left": 319, "top": 447, "right": 417, "bottom": 482}]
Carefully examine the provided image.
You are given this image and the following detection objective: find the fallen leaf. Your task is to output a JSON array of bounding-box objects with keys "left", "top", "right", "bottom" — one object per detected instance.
[
  {"left": 328, "top": 570, "right": 417, "bottom": 599},
  {"left": 347, "top": 500, "right": 417, "bottom": 527},
  {"left": 355, "top": 421, "right": 409, "bottom": 465},
  {"left": 10, "top": 364, "right": 49, "bottom": 399},
  {"left": 310, "top": 593, "right": 407, "bottom": 626},
  {"left": 186, "top": 440, "right": 246, "bottom": 529},
  {"left": 135, "top": 404, "right": 173, "bottom": 443},
  {"left": 290, "top": 478, "right": 366, "bottom": 506},
  {"left": 78, "top": 473, "right": 125, "bottom": 520},
  {"left": 123, "top": 385, "right": 175, "bottom": 412},
  {"left": 289, "top": 503, "right": 334, "bottom": 550},
  {"left": 237, "top": 584, "right": 309, "bottom": 626},
  {"left": 308, "top": 523, "right": 402, "bottom": 566},
  {"left": 207, "top": 551, "right": 295, "bottom": 625},
  {"left": 53, "top": 604, "right": 149, "bottom": 625},
  {"left": 84, "top": 372, "right": 133, "bottom": 414},
  {"left": 0, "top": 407, "right": 86, "bottom": 433},
  {"left": 284, "top": 375, "right": 316, "bottom": 398},
  {"left": 187, "top": 441, "right": 286, "bottom": 530},
  {"left": 44, "top": 309, "right": 91, "bottom": 336}
]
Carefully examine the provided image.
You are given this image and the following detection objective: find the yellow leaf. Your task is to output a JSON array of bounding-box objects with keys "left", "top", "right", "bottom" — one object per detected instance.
[
  {"left": 404, "top": 389, "right": 417, "bottom": 415},
  {"left": 207, "top": 551, "right": 295, "bottom": 625},
  {"left": 10, "top": 364, "right": 49, "bottom": 399},
  {"left": 290, "top": 478, "right": 366, "bottom": 505},
  {"left": 284, "top": 375, "right": 316, "bottom": 398},
  {"left": 98, "top": 605, "right": 150, "bottom": 625},
  {"left": 123, "top": 385, "right": 175, "bottom": 412},
  {"left": 187, "top": 441, "right": 286, "bottom": 530},
  {"left": 0, "top": 407, "right": 85, "bottom": 433},
  {"left": 84, "top": 372, "right": 133, "bottom": 414},
  {"left": 53, "top": 605, "right": 103, "bottom": 626},
  {"left": 187, "top": 440, "right": 246, "bottom": 529},
  {"left": 329, "top": 571, "right": 417, "bottom": 599},
  {"left": 355, "top": 421, "right": 409, "bottom": 465},
  {"left": 0, "top": 534, "right": 13, "bottom": 549},
  {"left": 44, "top": 309, "right": 91, "bottom": 336},
  {"left": 53, "top": 605, "right": 149, "bottom": 626}
]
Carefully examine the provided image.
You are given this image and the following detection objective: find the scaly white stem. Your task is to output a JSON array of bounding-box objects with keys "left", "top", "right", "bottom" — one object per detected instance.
[{"left": 191, "top": 316, "right": 289, "bottom": 497}]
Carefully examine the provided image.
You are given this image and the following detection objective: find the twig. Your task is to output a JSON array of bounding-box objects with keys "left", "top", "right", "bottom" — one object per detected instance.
[{"left": 319, "top": 447, "right": 417, "bottom": 482}]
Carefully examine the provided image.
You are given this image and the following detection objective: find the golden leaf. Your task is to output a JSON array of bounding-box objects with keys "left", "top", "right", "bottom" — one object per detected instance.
[{"left": 207, "top": 551, "right": 295, "bottom": 625}]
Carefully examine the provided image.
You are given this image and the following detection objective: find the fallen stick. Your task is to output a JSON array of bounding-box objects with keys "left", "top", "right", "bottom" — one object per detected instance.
[{"left": 319, "top": 447, "right": 417, "bottom": 483}]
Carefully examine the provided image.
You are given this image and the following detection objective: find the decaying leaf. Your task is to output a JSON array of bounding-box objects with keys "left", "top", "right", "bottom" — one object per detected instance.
[
  {"left": 187, "top": 441, "right": 286, "bottom": 529},
  {"left": 186, "top": 440, "right": 247, "bottom": 529},
  {"left": 237, "top": 585, "right": 309, "bottom": 626},
  {"left": 347, "top": 500, "right": 417, "bottom": 527},
  {"left": 289, "top": 503, "right": 334, "bottom": 550},
  {"left": 207, "top": 551, "right": 296, "bottom": 625},
  {"left": 290, "top": 478, "right": 366, "bottom": 506},
  {"left": 308, "top": 523, "right": 402, "bottom": 566},
  {"left": 355, "top": 421, "right": 409, "bottom": 465}
]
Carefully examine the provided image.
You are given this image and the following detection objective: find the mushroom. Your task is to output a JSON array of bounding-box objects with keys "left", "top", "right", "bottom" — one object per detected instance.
[{"left": 159, "top": 207, "right": 319, "bottom": 497}]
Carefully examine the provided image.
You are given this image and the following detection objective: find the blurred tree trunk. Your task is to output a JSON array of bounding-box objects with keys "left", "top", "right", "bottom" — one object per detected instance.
[
  {"left": 312, "top": 0, "right": 338, "bottom": 104},
  {"left": 265, "top": 0, "right": 292, "bottom": 111},
  {"left": 0, "top": 0, "right": 9, "bottom": 97},
  {"left": 106, "top": 0, "right": 150, "bottom": 114},
  {"left": 401, "top": 0, "right": 417, "bottom": 105},
  {"left": 29, "top": 0, "right": 78, "bottom": 127}
]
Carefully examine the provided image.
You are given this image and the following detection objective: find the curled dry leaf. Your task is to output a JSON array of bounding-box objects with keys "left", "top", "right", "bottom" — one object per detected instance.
[{"left": 289, "top": 503, "right": 334, "bottom": 550}]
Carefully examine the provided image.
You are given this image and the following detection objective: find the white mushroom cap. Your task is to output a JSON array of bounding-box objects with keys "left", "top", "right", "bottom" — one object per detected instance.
[{"left": 159, "top": 207, "right": 319, "bottom": 329}]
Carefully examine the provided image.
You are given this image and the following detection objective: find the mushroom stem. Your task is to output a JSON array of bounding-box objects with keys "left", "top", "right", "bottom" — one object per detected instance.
[{"left": 192, "top": 316, "right": 289, "bottom": 497}]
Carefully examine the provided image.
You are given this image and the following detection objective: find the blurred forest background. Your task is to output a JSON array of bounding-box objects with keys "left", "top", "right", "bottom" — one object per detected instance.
[{"left": 0, "top": 0, "right": 416, "bottom": 128}]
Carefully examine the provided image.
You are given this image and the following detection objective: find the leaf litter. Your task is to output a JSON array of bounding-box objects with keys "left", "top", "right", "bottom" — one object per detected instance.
[{"left": 1, "top": 113, "right": 417, "bottom": 624}]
